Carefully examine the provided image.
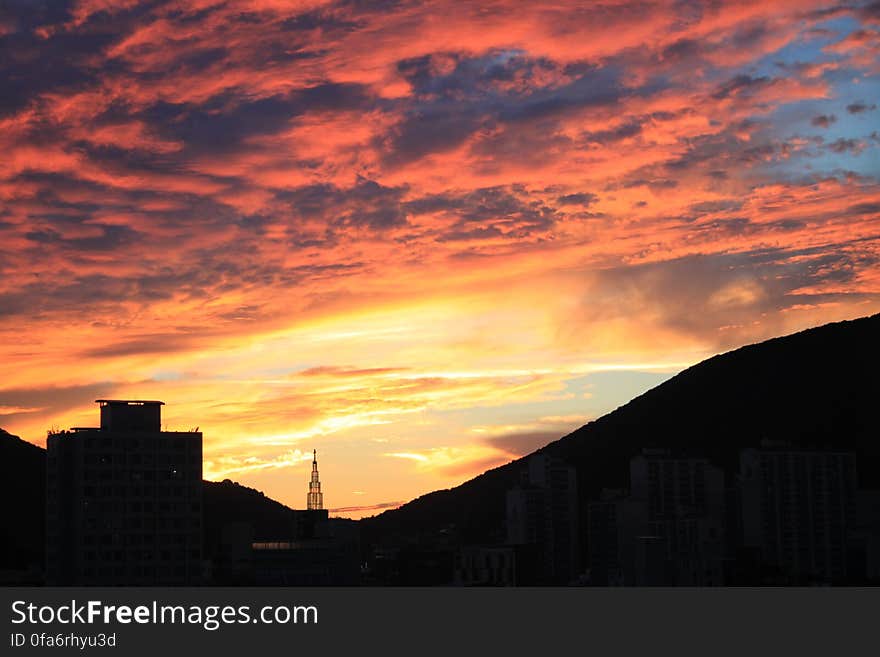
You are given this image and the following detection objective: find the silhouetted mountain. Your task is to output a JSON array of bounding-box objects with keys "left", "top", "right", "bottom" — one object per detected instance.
[
  {"left": 361, "top": 313, "right": 880, "bottom": 547},
  {"left": 0, "top": 428, "right": 46, "bottom": 575},
  {"left": 203, "top": 479, "right": 297, "bottom": 558}
]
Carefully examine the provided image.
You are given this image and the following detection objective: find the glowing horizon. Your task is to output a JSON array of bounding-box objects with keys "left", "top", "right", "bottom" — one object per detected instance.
[{"left": 1, "top": 0, "right": 879, "bottom": 517}]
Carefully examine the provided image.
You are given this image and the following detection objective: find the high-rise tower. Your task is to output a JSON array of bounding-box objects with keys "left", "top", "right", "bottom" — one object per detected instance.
[
  {"left": 307, "top": 449, "right": 323, "bottom": 510},
  {"left": 46, "top": 400, "right": 202, "bottom": 585}
]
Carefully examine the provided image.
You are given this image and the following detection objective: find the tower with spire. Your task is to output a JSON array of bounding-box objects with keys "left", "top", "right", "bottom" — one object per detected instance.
[{"left": 307, "top": 449, "right": 323, "bottom": 510}]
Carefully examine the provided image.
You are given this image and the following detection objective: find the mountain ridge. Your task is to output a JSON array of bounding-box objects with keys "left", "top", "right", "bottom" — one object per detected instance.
[
  {"left": 360, "top": 313, "right": 880, "bottom": 545},
  {"left": 0, "top": 427, "right": 46, "bottom": 575}
]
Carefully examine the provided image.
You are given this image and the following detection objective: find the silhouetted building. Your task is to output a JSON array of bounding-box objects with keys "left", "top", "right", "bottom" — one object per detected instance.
[
  {"left": 848, "top": 490, "right": 880, "bottom": 583},
  {"left": 634, "top": 535, "right": 669, "bottom": 585},
  {"left": 307, "top": 449, "right": 323, "bottom": 510},
  {"left": 249, "top": 517, "right": 360, "bottom": 585},
  {"left": 294, "top": 508, "right": 330, "bottom": 538},
  {"left": 587, "top": 489, "right": 647, "bottom": 585},
  {"left": 454, "top": 545, "right": 517, "bottom": 586},
  {"left": 211, "top": 521, "right": 254, "bottom": 585},
  {"left": 213, "top": 518, "right": 360, "bottom": 586},
  {"left": 363, "top": 521, "right": 461, "bottom": 585},
  {"left": 630, "top": 450, "right": 725, "bottom": 520},
  {"left": 46, "top": 400, "right": 202, "bottom": 585},
  {"left": 588, "top": 452, "right": 725, "bottom": 586},
  {"left": 394, "top": 544, "right": 456, "bottom": 585},
  {"left": 740, "top": 446, "right": 856, "bottom": 583},
  {"left": 630, "top": 450, "right": 725, "bottom": 585},
  {"left": 506, "top": 453, "right": 578, "bottom": 584}
]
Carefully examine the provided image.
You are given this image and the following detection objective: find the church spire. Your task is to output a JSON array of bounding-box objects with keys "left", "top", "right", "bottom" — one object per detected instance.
[{"left": 307, "top": 449, "right": 323, "bottom": 510}]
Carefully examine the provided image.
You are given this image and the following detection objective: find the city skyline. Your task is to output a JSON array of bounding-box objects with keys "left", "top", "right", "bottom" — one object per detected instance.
[
  {"left": 1, "top": 1, "right": 879, "bottom": 517},
  {"left": 2, "top": 312, "right": 878, "bottom": 586}
]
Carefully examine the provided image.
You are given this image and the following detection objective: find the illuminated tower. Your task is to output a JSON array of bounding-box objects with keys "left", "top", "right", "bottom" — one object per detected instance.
[{"left": 307, "top": 449, "right": 323, "bottom": 510}]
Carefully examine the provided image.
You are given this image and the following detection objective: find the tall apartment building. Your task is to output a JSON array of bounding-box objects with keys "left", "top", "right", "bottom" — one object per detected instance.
[
  {"left": 587, "top": 489, "right": 647, "bottom": 586},
  {"left": 46, "top": 400, "right": 202, "bottom": 585},
  {"left": 506, "top": 453, "right": 578, "bottom": 584},
  {"left": 630, "top": 450, "right": 725, "bottom": 520},
  {"left": 629, "top": 450, "right": 725, "bottom": 586},
  {"left": 588, "top": 451, "right": 725, "bottom": 586},
  {"left": 740, "top": 446, "right": 856, "bottom": 583}
]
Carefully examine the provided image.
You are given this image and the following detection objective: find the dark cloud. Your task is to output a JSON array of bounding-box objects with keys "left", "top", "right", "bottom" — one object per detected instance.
[
  {"left": 0, "top": 382, "right": 114, "bottom": 429},
  {"left": 703, "top": 217, "right": 751, "bottom": 234},
  {"left": 638, "top": 123, "right": 813, "bottom": 184},
  {"left": 578, "top": 245, "right": 879, "bottom": 349},
  {"left": 846, "top": 102, "right": 877, "bottom": 114},
  {"left": 827, "top": 137, "right": 866, "bottom": 154},
  {"left": 279, "top": 7, "right": 365, "bottom": 33},
  {"left": 811, "top": 114, "right": 837, "bottom": 128},
  {"left": 329, "top": 501, "right": 404, "bottom": 514},
  {"left": 80, "top": 333, "right": 205, "bottom": 359},
  {"left": 0, "top": 0, "right": 73, "bottom": 29},
  {"left": 141, "top": 83, "right": 373, "bottom": 156},
  {"left": 409, "top": 186, "right": 532, "bottom": 222},
  {"left": 0, "top": 0, "right": 161, "bottom": 119},
  {"left": 711, "top": 74, "right": 771, "bottom": 100},
  {"left": 407, "top": 185, "right": 560, "bottom": 241},
  {"left": 0, "top": 29, "right": 110, "bottom": 117},
  {"left": 483, "top": 430, "right": 562, "bottom": 456},
  {"left": 613, "top": 178, "right": 679, "bottom": 191},
  {"left": 660, "top": 37, "right": 702, "bottom": 63},
  {"left": 0, "top": 254, "right": 290, "bottom": 320},
  {"left": 581, "top": 119, "right": 643, "bottom": 144},
  {"left": 847, "top": 201, "right": 880, "bottom": 215},
  {"left": 435, "top": 226, "right": 504, "bottom": 242},
  {"left": 384, "top": 107, "right": 484, "bottom": 165},
  {"left": 688, "top": 199, "right": 745, "bottom": 215},
  {"left": 857, "top": 1, "right": 880, "bottom": 22},
  {"left": 437, "top": 454, "right": 512, "bottom": 477},
  {"left": 556, "top": 193, "right": 597, "bottom": 206},
  {"left": 397, "top": 51, "right": 566, "bottom": 101},
  {"left": 497, "top": 65, "right": 625, "bottom": 122},
  {"left": 25, "top": 224, "right": 141, "bottom": 252},
  {"left": 279, "top": 178, "right": 409, "bottom": 231},
  {"left": 385, "top": 55, "right": 625, "bottom": 165}
]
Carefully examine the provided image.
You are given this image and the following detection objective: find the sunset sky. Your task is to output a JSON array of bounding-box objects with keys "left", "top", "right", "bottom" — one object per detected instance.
[{"left": 1, "top": 0, "right": 879, "bottom": 517}]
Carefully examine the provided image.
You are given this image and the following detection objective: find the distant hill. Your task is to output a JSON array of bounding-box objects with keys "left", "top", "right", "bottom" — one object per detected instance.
[
  {"left": 360, "top": 313, "right": 880, "bottom": 546},
  {"left": 203, "top": 479, "right": 297, "bottom": 557},
  {"left": 0, "top": 428, "right": 46, "bottom": 573}
]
